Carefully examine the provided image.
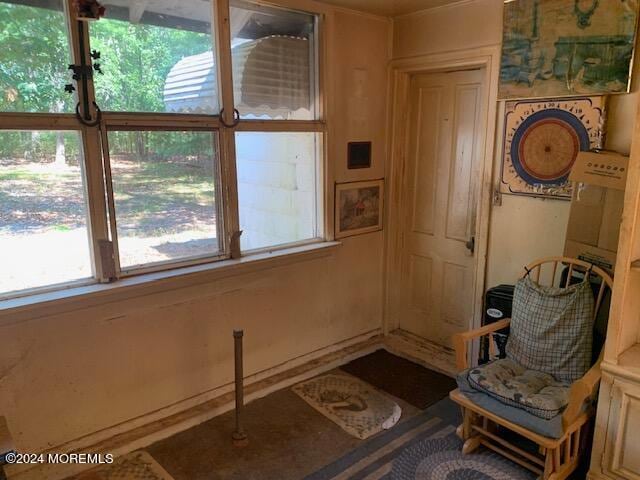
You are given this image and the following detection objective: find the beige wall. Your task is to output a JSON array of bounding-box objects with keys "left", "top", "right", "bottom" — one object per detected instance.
[
  {"left": 0, "top": 9, "right": 391, "bottom": 454},
  {"left": 393, "top": 0, "right": 502, "bottom": 57},
  {"left": 393, "top": 0, "right": 639, "bottom": 288}
]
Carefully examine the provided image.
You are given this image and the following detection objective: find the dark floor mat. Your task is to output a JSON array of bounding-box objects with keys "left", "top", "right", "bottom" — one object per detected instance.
[{"left": 340, "top": 349, "right": 457, "bottom": 410}]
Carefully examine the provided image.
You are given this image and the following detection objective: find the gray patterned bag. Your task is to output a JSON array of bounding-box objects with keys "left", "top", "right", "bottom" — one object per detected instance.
[{"left": 506, "top": 275, "right": 595, "bottom": 383}]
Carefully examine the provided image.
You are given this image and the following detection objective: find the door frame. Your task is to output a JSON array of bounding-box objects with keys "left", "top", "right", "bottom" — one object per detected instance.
[{"left": 383, "top": 45, "right": 500, "bottom": 343}]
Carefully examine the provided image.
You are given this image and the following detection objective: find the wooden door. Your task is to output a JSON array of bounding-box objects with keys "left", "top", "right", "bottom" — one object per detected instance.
[{"left": 400, "top": 69, "right": 485, "bottom": 348}]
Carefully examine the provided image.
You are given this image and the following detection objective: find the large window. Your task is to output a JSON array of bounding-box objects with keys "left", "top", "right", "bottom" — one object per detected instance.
[
  {"left": 91, "top": 1, "right": 218, "bottom": 114},
  {"left": 0, "top": 0, "right": 324, "bottom": 299},
  {"left": 0, "top": 130, "right": 92, "bottom": 294},
  {"left": 106, "top": 130, "right": 222, "bottom": 271}
]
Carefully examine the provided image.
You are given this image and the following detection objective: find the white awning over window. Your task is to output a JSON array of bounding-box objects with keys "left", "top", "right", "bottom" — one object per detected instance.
[{"left": 163, "top": 35, "right": 312, "bottom": 119}]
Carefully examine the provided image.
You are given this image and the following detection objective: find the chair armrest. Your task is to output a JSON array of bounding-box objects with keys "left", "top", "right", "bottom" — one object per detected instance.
[
  {"left": 562, "top": 351, "right": 604, "bottom": 429},
  {"left": 453, "top": 318, "right": 511, "bottom": 370}
]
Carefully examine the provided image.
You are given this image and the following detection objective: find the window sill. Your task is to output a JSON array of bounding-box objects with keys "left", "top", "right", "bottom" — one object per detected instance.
[{"left": 0, "top": 241, "right": 341, "bottom": 325}]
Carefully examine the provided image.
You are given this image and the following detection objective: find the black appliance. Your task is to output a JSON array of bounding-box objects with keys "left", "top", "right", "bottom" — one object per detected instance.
[{"left": 480, "top": 284, "right": 514, "bottom": 364}]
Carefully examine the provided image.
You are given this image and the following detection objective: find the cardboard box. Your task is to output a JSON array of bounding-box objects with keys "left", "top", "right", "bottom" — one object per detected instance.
[{"left": 564, "top": 151, "right": 629, "bottom": 273}]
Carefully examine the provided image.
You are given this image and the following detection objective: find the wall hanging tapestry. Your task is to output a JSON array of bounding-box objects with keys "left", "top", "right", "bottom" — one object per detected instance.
[
  {"left": 499, "top": 0, "right": 638, "bottom": 99},
  {"left": 335, "top": 179, "right": 384, "bottom": 239},
  {"left": 499, "top": 96, "right": 605, "bottom": 199},
  {"left": 292, "top": 373, "right": 401, "bottom": 439}
]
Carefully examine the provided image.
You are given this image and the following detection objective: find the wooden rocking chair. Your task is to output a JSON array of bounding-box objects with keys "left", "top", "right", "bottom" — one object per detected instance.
[{"left": 449, "top": 256, "right": 613, "bottom": 480}]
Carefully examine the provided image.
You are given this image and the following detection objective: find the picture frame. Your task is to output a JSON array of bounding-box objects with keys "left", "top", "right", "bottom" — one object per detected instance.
[{"left": 335, "top": 179, "right": 384, "bottom": 239}]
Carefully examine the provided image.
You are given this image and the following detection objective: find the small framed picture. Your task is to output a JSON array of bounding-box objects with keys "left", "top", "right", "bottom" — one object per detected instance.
[{"left": 335, "top": 179, "right": 384, "bottom": 239}]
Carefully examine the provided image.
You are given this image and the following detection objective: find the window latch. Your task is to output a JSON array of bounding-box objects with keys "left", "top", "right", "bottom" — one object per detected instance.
[{"left": 219, "top": 108, "right": 241, "bottom": 128}]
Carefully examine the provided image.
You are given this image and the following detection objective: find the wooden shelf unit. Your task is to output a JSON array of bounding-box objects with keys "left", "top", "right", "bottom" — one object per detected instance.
[{"left": 589, "top": 100, "right": 640, "bottom": 480}]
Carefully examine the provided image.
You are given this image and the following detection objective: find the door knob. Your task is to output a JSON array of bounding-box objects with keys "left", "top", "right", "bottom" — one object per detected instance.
[{"left": 466, "top": 236, "right": 475, "bottom": 254}]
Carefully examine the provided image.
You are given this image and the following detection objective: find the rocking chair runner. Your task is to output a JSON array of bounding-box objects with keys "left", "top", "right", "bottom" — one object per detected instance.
[{"left": 449, "top": 256, "right": 613, "bottom": 480}]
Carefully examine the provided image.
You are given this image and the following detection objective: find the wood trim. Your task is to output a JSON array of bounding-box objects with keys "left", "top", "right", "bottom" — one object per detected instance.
[
  {"left": 562, "top": 351, "right": 603, "bottom": 428},
  {"left": 606, "top": 101, "right": 640, "bottom": 360},
  {"left": 453, "top": 318, "right": 511, "bottom": 342},
  {"left": 235, "top": 120, "right": 325, "bottom": 132},
  {"left": 384, "top": 329, "right": 457, "bottom": 377},
  {"left": 523, "top": 256, "right": 613, "bottom": 290},
  {"left": 588, "top": 470, "right": 614, "bottom": 480},
  {"left": 102, "top": 113, "right": 221, "bottom": 130},
  {"left": 383, "top": 45, "right": 500, "bottom": 355},
  {"left": 322, "top": 9, "right": 336, "bottom": 241},
  {"left": 473, "top": 424, "right": 545, "bottom": 467},
  {"left": 479, "top": 438, "right": 543, "bottom": 474},
  {"left": 65, "top": 2, "right": 111, "bottom": 282},
  {"left": 392, "top": 0, "right": 476, "bottom": 20},
  {"left": 98, "top": 123, "right": 121, "bottom": 278},
  {"left": 0, "top": 113, "right": 82, "bottom": 130},
  {"left": 215, "top": 0, "right": 241, "bottom": 259},
  {"left": 252, "top": 0, "right": 392, "bottom": 21},
  {"left": 452, "top": 319, "right": 510, "bottom": 370},
  {"left": 248, "top": 0, "right": 333, "bottom": 16},
  {"left": 602, "top": 356, "right": 640, "bottom": 384},
  {"left": 595, "top": 377, "right": 640, "bottom": 479}
]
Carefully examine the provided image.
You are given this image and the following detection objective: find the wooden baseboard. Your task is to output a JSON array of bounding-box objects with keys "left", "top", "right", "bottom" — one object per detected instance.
[
  {"left": 383, "top": 329, "right": 457, "bottom": 377},
  {"left": 587, "top": 469, "right": 613, "bottom": 480},
  {"left": 6, "top": 330, "right": 383, "bottom": 480}
]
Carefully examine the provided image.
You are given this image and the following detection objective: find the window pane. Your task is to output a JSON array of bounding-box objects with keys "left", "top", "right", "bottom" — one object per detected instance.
[
  {"left": 90, "top": 1, "right": 218, "bottom": 114},
  {"left": 0, "top": 1, "right": 74, "bottom": 113},
  {"left": 230, "top": 1, "right": 317, "bottom": 120},
  {"left": 236, "top": 132, "right": 321, "bottom": 250},
  {"left": 0, "top": 131, "right": 92, "bottom": 295},
  {"left": 108, "top": 131, "right": 221, "bottom": 270}
]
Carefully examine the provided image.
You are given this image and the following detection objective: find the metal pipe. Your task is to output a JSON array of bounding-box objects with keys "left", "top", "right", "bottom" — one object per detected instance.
[{"left": 232, "top": 329, "right": 248, "bottom": 447}]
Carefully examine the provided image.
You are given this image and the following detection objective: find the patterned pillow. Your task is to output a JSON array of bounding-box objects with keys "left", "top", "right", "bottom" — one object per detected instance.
[
  {"left": 506, "top": 275, "right": 594, "bottom": 383},
  {"left": 467, "top": 358, "right": 570, "bottom": 419}
]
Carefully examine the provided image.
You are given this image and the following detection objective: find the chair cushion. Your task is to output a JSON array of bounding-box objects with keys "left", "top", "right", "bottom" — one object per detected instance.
[
  {"left": 467, "top": 358, "right": 570, "bottom": 420},
  {"left": 506, "top": 275, "right": 595, "bottom": 383},
  {"left": 456, "top": 370, "right": 565, "bottom": 439}
]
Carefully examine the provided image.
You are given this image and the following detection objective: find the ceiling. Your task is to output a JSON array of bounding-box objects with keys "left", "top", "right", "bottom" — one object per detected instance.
[{"left": 313, "top": 0, "right": 462, "bottom": 16}]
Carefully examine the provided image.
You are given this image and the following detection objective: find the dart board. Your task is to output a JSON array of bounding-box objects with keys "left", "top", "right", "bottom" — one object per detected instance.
[{"left": 500, "top": 97, "right": 605, "bottom": 199}]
